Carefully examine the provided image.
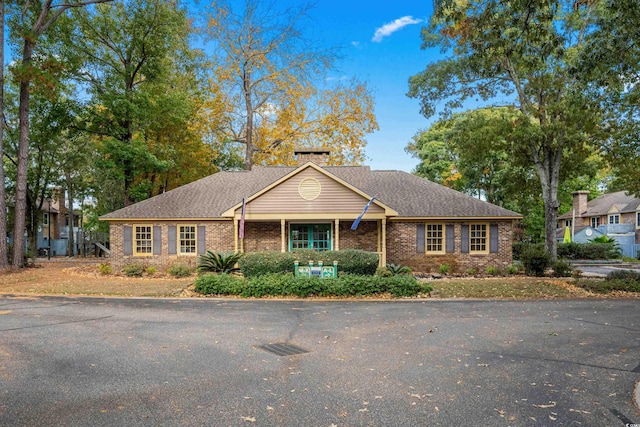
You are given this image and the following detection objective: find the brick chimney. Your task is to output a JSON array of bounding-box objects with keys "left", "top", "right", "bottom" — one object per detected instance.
[
  {"left": 52, "top": 187, "right": 65, "bottom": 211},
  {"left": 294, "top": 147, "right": 330, "bottom": 166},
  {"left": 572, "top": 190, "right": 589, "bottom": 215}
]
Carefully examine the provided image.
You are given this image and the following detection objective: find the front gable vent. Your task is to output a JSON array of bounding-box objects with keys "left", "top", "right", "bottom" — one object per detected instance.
[{"left": 298, "top": 178, "right": 321, "bottom": 200}]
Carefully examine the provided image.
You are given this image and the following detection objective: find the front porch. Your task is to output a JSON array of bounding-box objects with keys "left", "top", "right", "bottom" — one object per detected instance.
[{"left": 232, "top": 219, "right": 388, "bottom": 267}]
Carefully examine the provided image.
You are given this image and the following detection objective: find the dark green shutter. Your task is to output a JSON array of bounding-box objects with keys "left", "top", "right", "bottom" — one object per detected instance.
[
  {"left": 461, "top": 224, "right": 469, "bottom": 253},
  {"left": 490, "top": 224, "right": 499, "bottom": 253},
  {"left": 416, "top": 223, "right": 425, "bottom": 253},
  {"left": 168, "top": 226, "right": 177, "bottom": 255},
  {"left": 446, "top": 224, "right": 455, "bottom": 253},
  {"left": 197, "top": 226, "right": 206, "bottom": 255},
  {"left": 123, "top": 226, "right": 132, "bottom": 256},
  {"left": 153, "top": 226, "right": 162, "bottom": 255}
]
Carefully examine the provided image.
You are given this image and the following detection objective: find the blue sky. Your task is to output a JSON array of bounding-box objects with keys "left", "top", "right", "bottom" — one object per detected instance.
[{"left": 307, "top": 1, "right": 438, "bottom": 172}]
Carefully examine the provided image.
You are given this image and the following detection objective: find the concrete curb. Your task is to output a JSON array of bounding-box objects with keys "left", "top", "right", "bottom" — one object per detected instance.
[{"left": 635, "top": 380, "right": 640, "bottom": 411}]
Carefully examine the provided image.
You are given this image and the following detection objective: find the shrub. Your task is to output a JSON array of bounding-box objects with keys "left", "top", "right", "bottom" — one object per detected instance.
[
  {"left": 198, "top": 250, "right": 243, "bottom": 274},
  {"left": 238, "top": 251, "right": 295, "bottom": 278},
  {"left": 505, "top": 265, "right": 519, "bottom": 275},
  {"left": 438, "top": 264, "right": 450, "bottom": 275},
  {"left": 98, "top": 263, "right": 112, "bottom": 275},
  {"left": 465, "top": 268, "right": 478, "bottom": 276},
  {"left": 485, "top": 266, "right": 502, "bottom": 276},
  {"left": 145, "top": 266, "right": 157, "bottom": 275},
  {"left": 576, "top": 271, "right": 640, "bottom": 293},
  {"left": 386, "top": 263, "right": 412, "bottom": 275},
  {"left": 512, "top": 241, "right": 527, "bottom": 261},
  {"left": 375, "top": 267, "right": 393, "bottom": 277},
  {"left": 123, "top": 263, "right": 145, "bottom": 277},
  {"left": 606, "top": 269, "right": 640, "bottom": 285},
  {"left": 558, "top": 242, "right": 622, "bottom": 260},
  {"left": 239, "top": 249, "right": 380, "bottom": 278},
  {"left": 194, "top": 273, "right": 247, "bottom": 295},
  {"left": 193, "top": 273, "right": 431, "bottom": 298},
  {"left": 168, "top": 263, "right": 193, "bottom": 278},
  {"left": 520, "top": 244, "right": 551, "bottom": 276},
  {"left": 551, "top": 259, "right": 573, "bottom": 277}
]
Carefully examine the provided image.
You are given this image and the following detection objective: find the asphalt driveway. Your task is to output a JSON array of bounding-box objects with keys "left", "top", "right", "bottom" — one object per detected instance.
[{"left": 1, "top": 296, "right": 639, "bottom": 426}]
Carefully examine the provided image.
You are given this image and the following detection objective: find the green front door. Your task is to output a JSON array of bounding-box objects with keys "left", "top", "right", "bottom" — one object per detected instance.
[{"left": 290, "top": 224, "right": 332, "bottom": 251}]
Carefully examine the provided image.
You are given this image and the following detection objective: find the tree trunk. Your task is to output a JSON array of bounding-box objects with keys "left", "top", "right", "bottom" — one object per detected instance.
[
  {"left": 12, "top": 39, "right": 34, "bottom": 267},
  {"left": 533, "top": 143, "right": 562, "bottom": 262},
  {"left": 0, "top": 0, "right": 8, "bottom": 268},
  {"left": 66, "top": 174, "right": 75, "bottom": 257},
  {"left": 243, "top": 69, "right": 254, "bottom": 170},
  {"left": 26, "top": 200, "right": 38, "bottom": 259}
]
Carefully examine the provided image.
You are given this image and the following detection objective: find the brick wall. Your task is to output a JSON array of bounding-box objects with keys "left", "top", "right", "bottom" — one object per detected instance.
[
  {"left": 110, "top": 221, "right": 234, "bottom": 271},
  {"left": 110, "top": 219, "right": 515, "bottom": 273},
  {"left": 386, "top": 221, "right": 514, "bottom": 273},
  {"left": 243, "top": 222, "right": 281, "bottom": 252},
  {"left": 339, "top": 221, "right": 378, "bottom": 252}
]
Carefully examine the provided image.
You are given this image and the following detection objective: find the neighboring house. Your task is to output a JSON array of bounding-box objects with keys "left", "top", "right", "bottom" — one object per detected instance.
[
  {"left": 38, "top": 189, "right": 81, "bottom": 257},
  {"left": 6, "top": 188, "right": 80, "bottom": 256},
  {"left": 558, "top": 190, "right": 640, "bottom": 258},
  {"left": 100, "top": 149, "right": 522, "bottom": 273}
]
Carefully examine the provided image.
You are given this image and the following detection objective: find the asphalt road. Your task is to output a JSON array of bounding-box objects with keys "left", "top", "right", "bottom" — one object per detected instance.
[{"left": 1, "top": 296, "right": 639, "bottom": 426}]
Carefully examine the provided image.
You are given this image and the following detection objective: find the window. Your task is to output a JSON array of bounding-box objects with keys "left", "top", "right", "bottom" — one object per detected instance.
[
  {"left": 470, "top": 224, "right": 488, "bottom": 253},
  {"left": 608, "top": 214, "right": 620, "bottom": 225},
  {"left": 426, "top": 223, "right": 445, "bottom": 253},
  {"left": 179, "top": 225, "right": 197, "bottom": 254},
  {"left": 564, "top": 219, "right": 572, "bottom": 228},
  {"left": 637, "top": 211, "right": 640, "bottom": 228},
  {"left": 43, "top": 213, "right": 49, "bottom": 226},
  {"left": 290, "top": 224, "right": 331, "bottom": 251},
  {"left": 134, "top": 225, "right": 153, "bottom": 255},
  {"left": 591, "top": 217, "right": 600, "bottom": 228}
]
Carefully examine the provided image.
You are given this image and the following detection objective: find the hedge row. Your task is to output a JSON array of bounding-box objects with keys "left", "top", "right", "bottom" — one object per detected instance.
[
  {"left": 576, "top": 270, "right": 640, "bottom": 293},
  {"left": 194, "top": 273, "right": 430, "bottom": 298},
  {"left": 514, "top": 242, "right": 621, "bottom": 261},
  {"left": 238, "top": 249, "right": 379, "bottom": 278},
  {"left": 557, "top": 242, "right": 621, "bottom": 259}
]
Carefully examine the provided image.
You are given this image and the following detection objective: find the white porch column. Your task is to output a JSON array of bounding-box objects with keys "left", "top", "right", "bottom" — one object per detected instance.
[
  {"left": 234, "top": 218, "right": 239, "bottom": 252},
  {"left": 281, "top": 219, "right": 286, "bottom": 252},
  {"left": 334, "top": 219, "right": 340, "bottom": 251}
]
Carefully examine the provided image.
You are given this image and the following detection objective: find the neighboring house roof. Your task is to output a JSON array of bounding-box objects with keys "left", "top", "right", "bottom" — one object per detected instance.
[
  {"left": 559, "top": 191, "right": 640, "bottom": 219},
  {"left": 100, "top": 163, "right": 521, "bottom": 220}
]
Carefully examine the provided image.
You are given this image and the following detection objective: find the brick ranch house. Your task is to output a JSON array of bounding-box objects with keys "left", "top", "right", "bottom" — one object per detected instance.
[{"left": 100, "top": 149, "right": 521, "bottom": 273}]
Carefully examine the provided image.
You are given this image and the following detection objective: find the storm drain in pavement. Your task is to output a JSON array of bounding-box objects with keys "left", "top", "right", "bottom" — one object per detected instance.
[{"left": 256, "top": 343, "right": 310, "bottom": 356}]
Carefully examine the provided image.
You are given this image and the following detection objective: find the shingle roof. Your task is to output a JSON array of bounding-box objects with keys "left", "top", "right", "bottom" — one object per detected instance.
[
  {"left": 101, "top": 164, "right": 521, "bottom": 220},
  {"left": 559, "top": 191, "right": 640, "bottom": 219}
]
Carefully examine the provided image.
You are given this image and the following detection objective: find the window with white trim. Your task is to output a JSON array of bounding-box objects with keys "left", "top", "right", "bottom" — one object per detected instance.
[
  {"left": 564, "top": 219, "right": 572, "bottom": 228},
  {"left": 425, "top": 223, "right": 445, "bottom": 254},
  {"left": 470, "top": 223, "right": 488, "bottom": 253},
  {"left": 608, "top": 214, "right": 620, "bottom": 225},
  {"left": 179, "top": 225, "right": 197, "bottom": 254},
  {"left": 134, "top": 225, "right": 153, "bottom": 255},
  {"left": 590, "top": 217, "right": 600, "bottom": 228}
]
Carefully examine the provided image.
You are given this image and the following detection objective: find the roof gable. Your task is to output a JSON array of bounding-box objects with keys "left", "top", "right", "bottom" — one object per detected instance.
[{"left": 221, "top": 162, "right": 397, "bottom": 217}]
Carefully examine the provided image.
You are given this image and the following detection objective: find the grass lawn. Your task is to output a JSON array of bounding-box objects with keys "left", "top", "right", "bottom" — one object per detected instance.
[
  {"left": 428, "top": 277, "right": 590, "bottom": 299},
  {"left": 1, "top": 259, "right": 637, "bottom": 299}
]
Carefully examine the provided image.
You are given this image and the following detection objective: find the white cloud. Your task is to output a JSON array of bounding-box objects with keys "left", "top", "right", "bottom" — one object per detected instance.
[
  {"left": 326, "top": 75, "right": 348, "bottom": 82},
  {"left": 351, "top": 41, "right": 361, "bottom": 48},
  {"left": 371, "top": 16, "right": 422, "bottom": 43}
]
